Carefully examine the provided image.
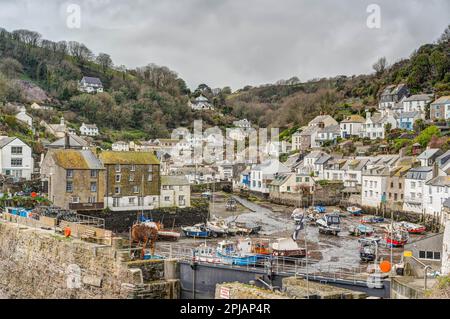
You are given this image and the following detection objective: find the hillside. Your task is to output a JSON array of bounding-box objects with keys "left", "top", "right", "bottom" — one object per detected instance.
[
  {"left": 0, "top": 25, "right": 449, "bottom": 148},
  {"left": 226, "top": 25, "right": 450, "bottom": 131},
  {"left": 0, "top": 27, "right": 239, "bottom": 148}
]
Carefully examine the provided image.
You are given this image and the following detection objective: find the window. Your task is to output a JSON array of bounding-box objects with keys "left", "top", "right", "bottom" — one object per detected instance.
[
  {"left": 90, "top": 170, "right": 98, "bottom": 178},
  {"left": 129, "top": 197, "right": 136, "bottom": 205},
  {"left": 426, "top": 251, "right": 433, "bottom": 259},
  {"left": 71, "top": 196, "right": 79, "bottom": 203},
  {"left": 90, "top": 182, "right": 97, "bottom": 192},
  {"left": 115, "top": 174, "right": 121, "bottom": 182},
  {"left": 113, "top": 198, "right": 120, "bottom": 207},
  {"left": 66, "top": 181, "right": 73, "bottom": 193},
  {"left": 420, "top": 251, "right": 441, "bottom": 260},
  {"left": 164, "top": 196, "right": 170, "bottom": 202},
  {"left": 11, "top": 158, "right": 22, "bottom": 167},
  {"left": 11, "top": 146, "right": 22, "bottom": 155},
  {"left": 129, "top": 174, "right": 135, "bottom": 182},
  {"left": 148, "top": 174, "right": 153, "bottom": 182},
  {"left": 115, "top": 164, "right": 121, "bottom": 172},
  {"left": 131, "top": 164, "right": 136, "bottom": 172},
  {"left": 133, "top": 186, "right": 140, "bottom": 194},
  {"left": 114, "top": 186, "right": 121, "bottom": 195},
  {"left": 148, "top": 165, "right": 153, "bottom": 172},
  {"left": 88, "top": 196, "right": 96, "bottom": 203},
  {"left": 67, "top": 170, "right": 73, "bottom": 178}
]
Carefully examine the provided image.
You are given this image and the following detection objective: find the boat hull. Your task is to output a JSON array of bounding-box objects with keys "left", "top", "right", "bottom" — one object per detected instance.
[
  {"left": 217, "top": 252, "right": 259, "bottom": 266},
  {"left": 182, "top": 229, "right": 210, "bottom": 238}
]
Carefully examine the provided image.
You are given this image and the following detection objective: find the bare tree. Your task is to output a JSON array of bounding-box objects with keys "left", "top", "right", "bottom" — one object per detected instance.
[
  {"left": 68, "top": 41, "right": 93, "bottom": 63},
  {"left": 96, "top": 53, "right": 113, "bottom": 72},
  {"left": 0, "top": 58, "right": 23, "bottom": 78},
  {"left": 12, "top": 29, "right": 41, "bottom": 46},
  {"left": 438, "top": 24, "right": 450, "bottom": 44},
  {"left": 373, "top": 57, "right": 387, "bottom": 76}
]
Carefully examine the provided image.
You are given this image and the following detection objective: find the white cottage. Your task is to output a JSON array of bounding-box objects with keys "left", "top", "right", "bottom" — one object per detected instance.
[{"left": 0, "top": 136, "right": 34, "bottom": 180}]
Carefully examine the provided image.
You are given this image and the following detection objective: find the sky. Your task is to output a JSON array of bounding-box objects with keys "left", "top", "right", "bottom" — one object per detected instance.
[{"left": 0, "top": 0, "right": 449, "bottom": 90}]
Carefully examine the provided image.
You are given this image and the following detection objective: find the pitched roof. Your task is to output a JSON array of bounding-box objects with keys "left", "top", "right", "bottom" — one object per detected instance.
[
  {"left": 48, "top": 135, "right": 89, "bottom": 148},
  {"left": 0, "top": 137, "right": 17, "bottom": 148},
  {"left": 426, "top": 176, "right": 450, "bottom": 187},
  {"left": 99, "top": 151, "right": 160, "bottom": 165},
  {"left": 403, "top": 94, "right": 433, "bottom": 102},
  {"left": 82, "top": 123, "right": 98, "bottom": 129},
  {"left": 341, "top": 115, "right": 365, "bottom": 123},
  {"left": 270, "top": 173, "right": 294, "bottom": 186},
  {"left": 431, "top": 96, "right": 450, "bottom": 105},
  {"left": 53, "top": 149, "right": 104, "bottom": 170},
  {"left": 398, "top": 111, "right": 421, "bottom": 119},
  {"left": 81, "top": 76, "right": 103, "bottom": 86},
  {"left": 318, "top": 124, "right": 340, "bottom": 134},
  {"left": 417, "top": 148, "right": 442, "bottom": 160},
  {"left": 309, "top": 115, "right": 338, "bottom": 126},
  {"left": 405, "top": 167, "right": 433, "bottom": 180},
  {"left": 299, "top": 125, "right": 319, "bottom": 136}
]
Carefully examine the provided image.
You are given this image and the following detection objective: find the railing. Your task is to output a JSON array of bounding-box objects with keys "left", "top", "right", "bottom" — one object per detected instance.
[
  {"left": 154, "top": 243, "right": 371, "bottom": 285},
  {"left": 69, "top": 202, "right": 104, "bottom": 211}
]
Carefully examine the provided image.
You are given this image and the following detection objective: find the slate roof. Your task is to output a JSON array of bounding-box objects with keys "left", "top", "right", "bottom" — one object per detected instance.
[
  {"left": 0, "top": 137, "right": 17, "bottom": 148},
  {"left": 417, "top": 148, "right": 442, "bottom": 160},
  {"left": 340, "top": 115, "right": 365, "bottom": 123},
  {"left": 81, "top": 76, "right": 103, "bottom": 86},
  {"left": 299, "top": 126, "right": 319, "bottom": 136},
  {"left": 403, "top": 94, "right": 433, "bottom": 102},
  {"left": 431, "top": 96, "right": 450, "bottom": 105},
  {"left": 48, "top": 135, "right": 89, "bottom": 149},
  {"left": 426, "top": 176, "right": 450, "bottom": 187},
  {"left": 405, "top": 167, "right": 433, "bottom": 180},
  {"left": 398, "top": 111, "right": 421, "bottom": 119}
]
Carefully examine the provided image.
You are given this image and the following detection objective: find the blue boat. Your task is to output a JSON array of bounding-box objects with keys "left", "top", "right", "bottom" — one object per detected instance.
[
  {"left": 349, "top": 224, "right": 374, "bottom": 236},
  {"left": 314, "top": 206, "right": 326, "bottom": 213},
  {"left": 181, "top": 224, "right": 211, "bottom": 238},
  {"left": 347, "top": 206, "right": 363, "bottom": 216},
  {"left": 216, "top": 240, "right": 259, "bottom": 266}
]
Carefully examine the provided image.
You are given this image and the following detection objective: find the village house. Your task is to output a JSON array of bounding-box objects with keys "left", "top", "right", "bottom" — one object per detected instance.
[
  {"left": 323, "top": 158, "right": 347, "bottom": 182},
  {"left": 339, "top": 115, "right": 365, "bottom": 138},
  {"left": 79, "top": 76, "right": 104, "bottom": 94},
  {"left": 41, "top": 117, "right": 67, "bottom": 138},
  {"left": 315, "top": 124, "right": 340, "bottom": 146},
  {"left": 308, "top": 115, "right": 339, "bottom": 128},
  {"left": 46, "top": 134, "right": 90, "bottom": 150},
  {"left": 403, "top": 166, "right": 435, "bottom": 214},
  {"left": 40, "top": 149, "right": 105, "bottom": 210},
  {"left": 298, "top": 151, "right": 328, "bottom": 177},
  {"left": 402, "top": 94, "right": 433, "bottom": 114},
  {"left": 171, "top": 166, "right": 218, "bottom": 184},
  {"left": 15, "top": 110, "right": 33, "bottom": 129},
  {"left": 233, "top": 118, "right": 252, "bottom": 130},
  {"left": 378, "top": 84, "right": 409, "bottom": 110},
  {"left": 430, "top": 96, "right": 450, "bottom": 120},
  {"left": 249, "top": 159, "right": 290, "bottom": 194},
  {"left": 79, "top": 123, "right": 99, "bottom": 137},
  {"left": 189, "top": 94, "right": 214, "bottom": 111},
  {"left": 417, "top": 148, "right": 444, "bottom": 167},
  {"left": 99, "top": 151, "right": 160, "bottom": 212},
  {"left": 313, "top": 153, "right": 332, "bottom": 180},
  {"left": 361, "top": 111, "right": 397, "bottom": 140},
  {"left": 294, "top": 126, "right": 320, "bottom": 151},
  {"left": 159, "top": 175, "right": 191, "bottom": 208},
  {"left": 112, "top": 141, "right": 130, "bottom": 152},
  {"left": 423, "top": 176, "right": 450, "bottom": 218},
  {"left": 397, "top": 111, "right": 422, "bottom": 130},
  {"left": 385, "top": 160, "right": 415, "bottom": 211},
  {"left": 268, "top": 172, "right": 298, "bottom": 195},
  {"left": 30, "top": 102, "right": 53, "bottom": 111},
  {"left": 0, "top": 136, "right": 34, "bottom": 180},
  {"left": 216, "top": 161, "right": 234, "bottom": 181}
]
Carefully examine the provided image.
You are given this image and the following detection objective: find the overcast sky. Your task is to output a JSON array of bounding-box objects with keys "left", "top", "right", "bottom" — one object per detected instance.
[{"left": 0, "top": 0, "right": 449, "bottom": 90}]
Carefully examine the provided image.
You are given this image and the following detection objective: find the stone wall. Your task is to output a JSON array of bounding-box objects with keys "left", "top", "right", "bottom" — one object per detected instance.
[
  {"left": 0, "top": 220, "right": 179, "bottom": 299},
  {"left": 215, "top": 282, "right": 290, "bottom": 299},
  {"left": 83, "top": 201, "right": 209, "bottom": 233}
]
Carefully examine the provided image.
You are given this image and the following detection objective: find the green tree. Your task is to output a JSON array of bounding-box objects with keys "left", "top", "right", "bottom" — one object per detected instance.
[{"left": 414, "top": 125, "right": 441, "bottom": 147}]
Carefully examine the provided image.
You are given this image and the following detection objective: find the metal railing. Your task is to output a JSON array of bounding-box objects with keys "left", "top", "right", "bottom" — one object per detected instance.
[{"left": 155, "top": 243, "right": 371, "bottom": 285}]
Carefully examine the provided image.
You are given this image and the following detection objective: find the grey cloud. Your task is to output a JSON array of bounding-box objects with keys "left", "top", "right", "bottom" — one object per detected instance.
[{"left": 0, "top": 0, "right": 449, "bottom": 89}]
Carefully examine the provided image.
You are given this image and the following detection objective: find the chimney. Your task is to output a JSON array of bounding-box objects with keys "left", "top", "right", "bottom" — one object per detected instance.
[
  {"left": 64, "top": 133, "right": 70, "bottom": 149},
  {"left": 433, "top": 161, "right": 439, "bottom": 179},
  {"left": 60, "top": 116, "right": 65, "bottom": 125},
  {"left": 366, "top": 112, "right": 371, "bottom": 120}
]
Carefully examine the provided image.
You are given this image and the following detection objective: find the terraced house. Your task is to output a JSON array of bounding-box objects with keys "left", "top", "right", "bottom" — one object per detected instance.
[
  {"left": 99, "top": 151, "right": 160, "bottom": 212},
  {"left": 40, "top": 149, "right": 105, "bottom": 210}
]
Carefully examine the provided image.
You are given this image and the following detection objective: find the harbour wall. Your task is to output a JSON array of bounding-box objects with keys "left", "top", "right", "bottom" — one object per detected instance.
[{"left": 0, "top": 220, "right": 179, "bottom": 299}]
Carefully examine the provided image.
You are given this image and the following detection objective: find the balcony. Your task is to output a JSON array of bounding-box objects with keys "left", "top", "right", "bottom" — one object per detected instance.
[{"left": 69, "top": 202, "right": 104, "bottom": 211}]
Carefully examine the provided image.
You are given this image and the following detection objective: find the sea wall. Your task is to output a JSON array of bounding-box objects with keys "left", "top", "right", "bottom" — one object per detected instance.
[
  {"left": 0, "top": 220, "right": 179, "bottom": 299},
  {"left": 82, "top": 199, "right": 209, "bottom": 233}
]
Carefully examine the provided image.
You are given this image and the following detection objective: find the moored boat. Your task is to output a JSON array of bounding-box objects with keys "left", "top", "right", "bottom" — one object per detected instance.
[
  {"left": 347, "top": 206, "right": 363, "bottom": 216},
  {"left": 271, "top": 238, "right": 306, "bottom": 258},
  {"left": 181, "top": 224, "right": 211, "bottom": 238},
  {"left": 385, "top": 229, "right": 409, "bottom": 247},
  {"left": 192, "top": 244, "right": 222, "bottom": 264},
  {"left": 348, "top": 224, "right": 374, "bottom": 236},
  {"left": 397, "top": 221, "right": 426, "bottom": 234},
  {"left": 361, "top": 215, "right": 384, "bottom": 224},
  {"left": 316, "top": 213, "right": 341, "bottom": 235},
  {"left": 206, "top": 218, "right": 229, "bottom": 237},
  {"left": 359, "top": 238, "right": 378, "bottom": 262},
  {"left": 216, "top": 240, "right": 259, "bottom": 266},
  {"left": 157, "top": 229, "right": 181, "bottom": 241}
]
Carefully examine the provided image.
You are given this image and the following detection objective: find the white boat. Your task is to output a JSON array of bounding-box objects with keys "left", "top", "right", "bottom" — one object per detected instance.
[
  {"left": 271, "top": 238, "right": 306, "bottom": 258},
  {"left": 316, "top": 213, "right": 341, "bottom": 235},
  {"left": 192, "top": 244, "right": 222, "bottom": 264},
  {"left": 206, "top": 218, "right": 229, "bottom": 237}
]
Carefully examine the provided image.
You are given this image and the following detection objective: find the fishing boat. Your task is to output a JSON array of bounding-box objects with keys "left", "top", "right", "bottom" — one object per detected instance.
[
  {"left": 348, "top": 224, "right": 374, "bottom": 236},
  {"left": 359, "top": 238, "right": 378, "bottom": 262},
  {"left": 271, "top": 238, "right": 306, "bottom": 258},
  {"left": 181, "top": 224, "right": 211, "bottom": 238},
  {"left": 206, "top": 218, "right": 229, "bottom": 237},
  {"left": 234, "top": 221, "right": 262, "bottom": 235},
  {"left": 397, "top": 221, "right": 426, "bottom": 234},
  {"left": 291, "top": 208, "right": 304, "bottom": 224},
  {"left": 347, "top": 206, "right": 363, "bottom": 216},
  {"left": 385, "top": 229, "right": 409, "bottom": 247},
  {"left": 316, "top": 213, "right": 341, "bottom": 235},
  {"left": 227, "top": 222, "right": 252, "bottom": 236},
  {"left": 216, "top": 240, "right": 259, "bottom": 266},
  {"left": 361, "top": 215, "right": 384, "bottom": 224},
  {"left": 192, "top": 244, "right": 222, "bottom": 264}
]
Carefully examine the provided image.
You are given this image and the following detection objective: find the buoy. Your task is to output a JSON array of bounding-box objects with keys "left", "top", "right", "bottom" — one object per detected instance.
[
  {"left": 380, "top": 260, "right": 391, "bottom": 273},
  {"left": 31, "top": 192, "right": 37, "bottom": 198},
  {"left": 64, "top": 227, "right": 71, "bottom": 238}
]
